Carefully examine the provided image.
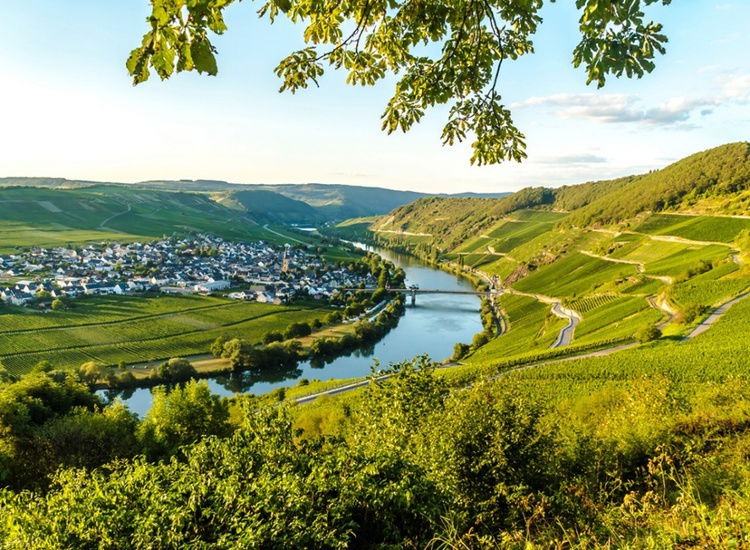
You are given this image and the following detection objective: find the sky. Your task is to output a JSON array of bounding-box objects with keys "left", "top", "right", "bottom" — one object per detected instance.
[{"left": 0, "top": 1, "right": 748, "bottom": 194}]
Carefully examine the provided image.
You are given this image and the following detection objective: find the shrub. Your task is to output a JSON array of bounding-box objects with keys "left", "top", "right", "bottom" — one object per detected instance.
[
  {"left": 262, "top": 331, "right": 284, "bottom": 344},
  {"left": 636, "top": 324, "right": 662, "bottom": 343}
]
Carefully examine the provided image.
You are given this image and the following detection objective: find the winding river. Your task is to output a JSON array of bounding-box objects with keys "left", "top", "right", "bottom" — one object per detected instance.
[{"left": 105, "top": 246, "right": 483, "bottom": 417}]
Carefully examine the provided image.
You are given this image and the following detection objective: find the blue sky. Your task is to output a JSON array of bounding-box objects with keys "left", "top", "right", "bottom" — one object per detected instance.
[{"left": 0, "top": 1, "right": 748, "bottom": 193}]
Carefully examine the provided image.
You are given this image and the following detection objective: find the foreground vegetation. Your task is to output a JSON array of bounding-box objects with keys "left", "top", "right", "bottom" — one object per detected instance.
[{"left": 3, "top": 290, "right": 750, "bottom": 547}]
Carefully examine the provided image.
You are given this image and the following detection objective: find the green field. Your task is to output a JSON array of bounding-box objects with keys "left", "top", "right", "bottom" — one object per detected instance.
[
  {"left": 0, "top": 185, "right": 293, "bottom": 252},
  {"left": 0, "top": 295, "right": 331, "bottom": 375}
]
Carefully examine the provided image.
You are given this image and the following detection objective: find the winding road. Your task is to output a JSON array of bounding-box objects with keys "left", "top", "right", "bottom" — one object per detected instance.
[
  {"left": 292, "top": 292, "right": 750, "bottom": 405},
  {"left": 682, "top": 292, "right": 749, "bottom": 340},
  {"left": 549, "top": 302, "right": 581, "bottom": 348}
]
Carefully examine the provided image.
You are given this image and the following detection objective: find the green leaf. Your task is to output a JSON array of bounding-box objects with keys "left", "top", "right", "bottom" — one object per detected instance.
[{"left": 190, "top": 40, "right": 218, "bottom": 76}]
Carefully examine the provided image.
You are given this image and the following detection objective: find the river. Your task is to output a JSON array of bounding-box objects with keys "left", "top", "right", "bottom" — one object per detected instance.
[{"left": 103, "top": 246, "right": 483, "bottom": 417}]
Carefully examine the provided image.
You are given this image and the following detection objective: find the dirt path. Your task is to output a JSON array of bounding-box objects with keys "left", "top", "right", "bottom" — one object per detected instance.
[
  {"left": 580, "top": 249, "right": 644, "bottom": 270},
  {"left": 262, "top": 224, "right": 308, "bottom": 244},
  {"left": 647, "top": 295, "right": 677, "bottom": 329},
  {"left": 99, "top": 204, "right": 131, "bottom": 231}
]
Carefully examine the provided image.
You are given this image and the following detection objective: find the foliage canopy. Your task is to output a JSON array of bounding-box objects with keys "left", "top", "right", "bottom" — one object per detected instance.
[{"left": 128, "top": 0, "right": 672, "bottom": 165}]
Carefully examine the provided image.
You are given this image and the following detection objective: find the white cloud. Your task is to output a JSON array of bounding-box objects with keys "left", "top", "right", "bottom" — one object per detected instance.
[
  {"left": 510, "top": 93, "right": 718, "bottom": 126},
  {"left": 723, "top": 74, "right": 750, "bottom": 101},
  {"left": 538, "top": 153, "right": 608, "bottom": 164}
]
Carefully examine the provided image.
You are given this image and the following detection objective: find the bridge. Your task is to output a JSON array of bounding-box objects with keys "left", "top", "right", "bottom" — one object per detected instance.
[{"left": 339, "top": 287, "right": 499, "bottom": 305}]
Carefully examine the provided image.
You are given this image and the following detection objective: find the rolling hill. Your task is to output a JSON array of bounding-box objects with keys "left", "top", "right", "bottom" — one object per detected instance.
[{"left": 0, "top": 177, "right": 511, "bottom": 222}]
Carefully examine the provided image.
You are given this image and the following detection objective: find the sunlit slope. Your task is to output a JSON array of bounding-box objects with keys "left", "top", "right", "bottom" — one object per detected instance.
[
  {"left": 360, "top": 143, "right": 750, "bottom": 363},
  {"left": 0, "top": 185, "right": 274, "bottom": 251}
]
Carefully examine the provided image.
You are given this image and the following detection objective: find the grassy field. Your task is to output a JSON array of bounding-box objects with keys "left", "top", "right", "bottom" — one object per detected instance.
[{"left": 0, "top": 295, "right": 332, "bottom": 376}]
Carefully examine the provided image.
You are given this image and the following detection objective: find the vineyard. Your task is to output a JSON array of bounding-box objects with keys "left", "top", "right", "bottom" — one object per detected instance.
[
  {"left": 574, "top": 296, "right": 659, "bottom": 344},
  {"left": 507, "top": 296, "right": 750, "bottom": 392},
  {"left": 671, "top": 278, "right": 750, "bottom": 308},
  {"left": 466, "top": 294, "right": 565, "bottom": 363},
  {"left": 0, "top": 299, "right": 330, "bottom": 376},
  {"left": 513, "top": 252, "right": 638, "bottom": 297},
  {"left": 567, "top": 294, "right": 620, "bottom": 313},
  {"left": 635, "top": 213, "right": 750, "bottom": 243}
]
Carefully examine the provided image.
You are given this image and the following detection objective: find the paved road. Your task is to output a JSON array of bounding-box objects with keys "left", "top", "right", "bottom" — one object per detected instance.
[
  {"left": 683, "top": 292, "right": 750, "bottom": 340},
  {"left": 550, "top": 302, "right": 580, "bottom": 348}
]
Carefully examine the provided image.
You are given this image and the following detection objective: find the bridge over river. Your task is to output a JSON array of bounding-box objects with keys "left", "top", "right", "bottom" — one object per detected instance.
[{"left": 339, "top": 287, "right": 500, "bottom": 304}]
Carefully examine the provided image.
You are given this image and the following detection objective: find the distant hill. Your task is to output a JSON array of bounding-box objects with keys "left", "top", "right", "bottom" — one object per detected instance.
[
  {"left": 0, "top": 185, "right": 273, "bottom": 251},
  {"left": 215, "top": 189, "right": 325, "bottom": 225},
  {"left": 133, "top": 181, "right": 510, "bottom": 219},
  {"left": 0, "top": 178, "right": 510, "bottom": 221}
]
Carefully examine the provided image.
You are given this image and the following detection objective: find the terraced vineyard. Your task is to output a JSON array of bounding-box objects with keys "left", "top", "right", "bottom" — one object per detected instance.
[{"left": 568, "top": 294, "right": 620, "bottom": 313}]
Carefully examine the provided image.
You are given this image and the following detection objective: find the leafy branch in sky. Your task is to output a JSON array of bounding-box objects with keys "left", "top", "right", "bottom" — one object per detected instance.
[{"left": 128, "top": 0, "right": 670, "bottom": 166}]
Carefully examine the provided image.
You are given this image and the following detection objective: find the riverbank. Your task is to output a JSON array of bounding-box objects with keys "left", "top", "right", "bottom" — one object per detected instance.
[{"left": 106, "top": 244, "right": 485, "bottom": 416}]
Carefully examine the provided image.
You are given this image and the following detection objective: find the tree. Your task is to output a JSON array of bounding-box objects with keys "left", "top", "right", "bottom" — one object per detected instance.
[
  {"left": 636, "top": 323, "right": 662, "bottom": 343},
  {"left": 137, "top": 380, "right": 231, "bottom": 459},
  {"left": 262, "top": 331, "right": 284, "bottom": 344},
  {"left": 451, "top": 342, "right": 471, "bottom": 361},
  {"left": 472, "top": 330, "right": 491, "bottom": 349},
  {"left": 210, "top": 334, "right": 228, "bottom": 357},
  {"left": 78, "top": 362, "right": 111, "bottom": 385},
  {"left": 151, "top": 358, "right": 198, "bottom": 383},
  {"left": 284, "top": 321, "right": 312, "bottom": 339},
  {"left": 31, "top": 360, "right": 54, "bottom": 374},
  {"left": 128, "top": 0, "right": 671, "bottom": 165}
]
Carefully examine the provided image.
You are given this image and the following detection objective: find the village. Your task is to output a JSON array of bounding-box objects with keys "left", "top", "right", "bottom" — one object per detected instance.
[{"left": 0, "top": 234, "right": 376, "bottom": 308}]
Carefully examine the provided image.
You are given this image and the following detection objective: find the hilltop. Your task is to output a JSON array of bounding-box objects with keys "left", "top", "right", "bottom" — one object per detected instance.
[
  {"left": 372, "top": 142, "right": 750, "bottom": 247},
  {"left": 0, "top": 177, "right": 511, "bottom": 223}
]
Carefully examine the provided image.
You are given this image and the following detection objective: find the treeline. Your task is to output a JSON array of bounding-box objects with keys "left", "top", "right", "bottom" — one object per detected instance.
[{"left": 212, "top": 296, "right": 406, "bottom": 372}]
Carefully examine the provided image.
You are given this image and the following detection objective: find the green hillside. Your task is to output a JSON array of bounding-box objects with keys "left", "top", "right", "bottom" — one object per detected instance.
[
  {"left": 215, "top": 189, "right": 325, "bottom": 225},
  {"left": 0, "top": 185, "right": 277, "bottom": 251},
  {"left": 0, "top": 177, "right": 510, "bottom": 221},
  {"left": 360, "top": 143, "right": 750, "bottom": 365}
]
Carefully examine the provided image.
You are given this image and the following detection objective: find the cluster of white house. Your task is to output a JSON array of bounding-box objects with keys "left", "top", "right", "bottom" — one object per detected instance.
[{"left": 0, "top": 234, "right": 374, "bottom": 308}]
